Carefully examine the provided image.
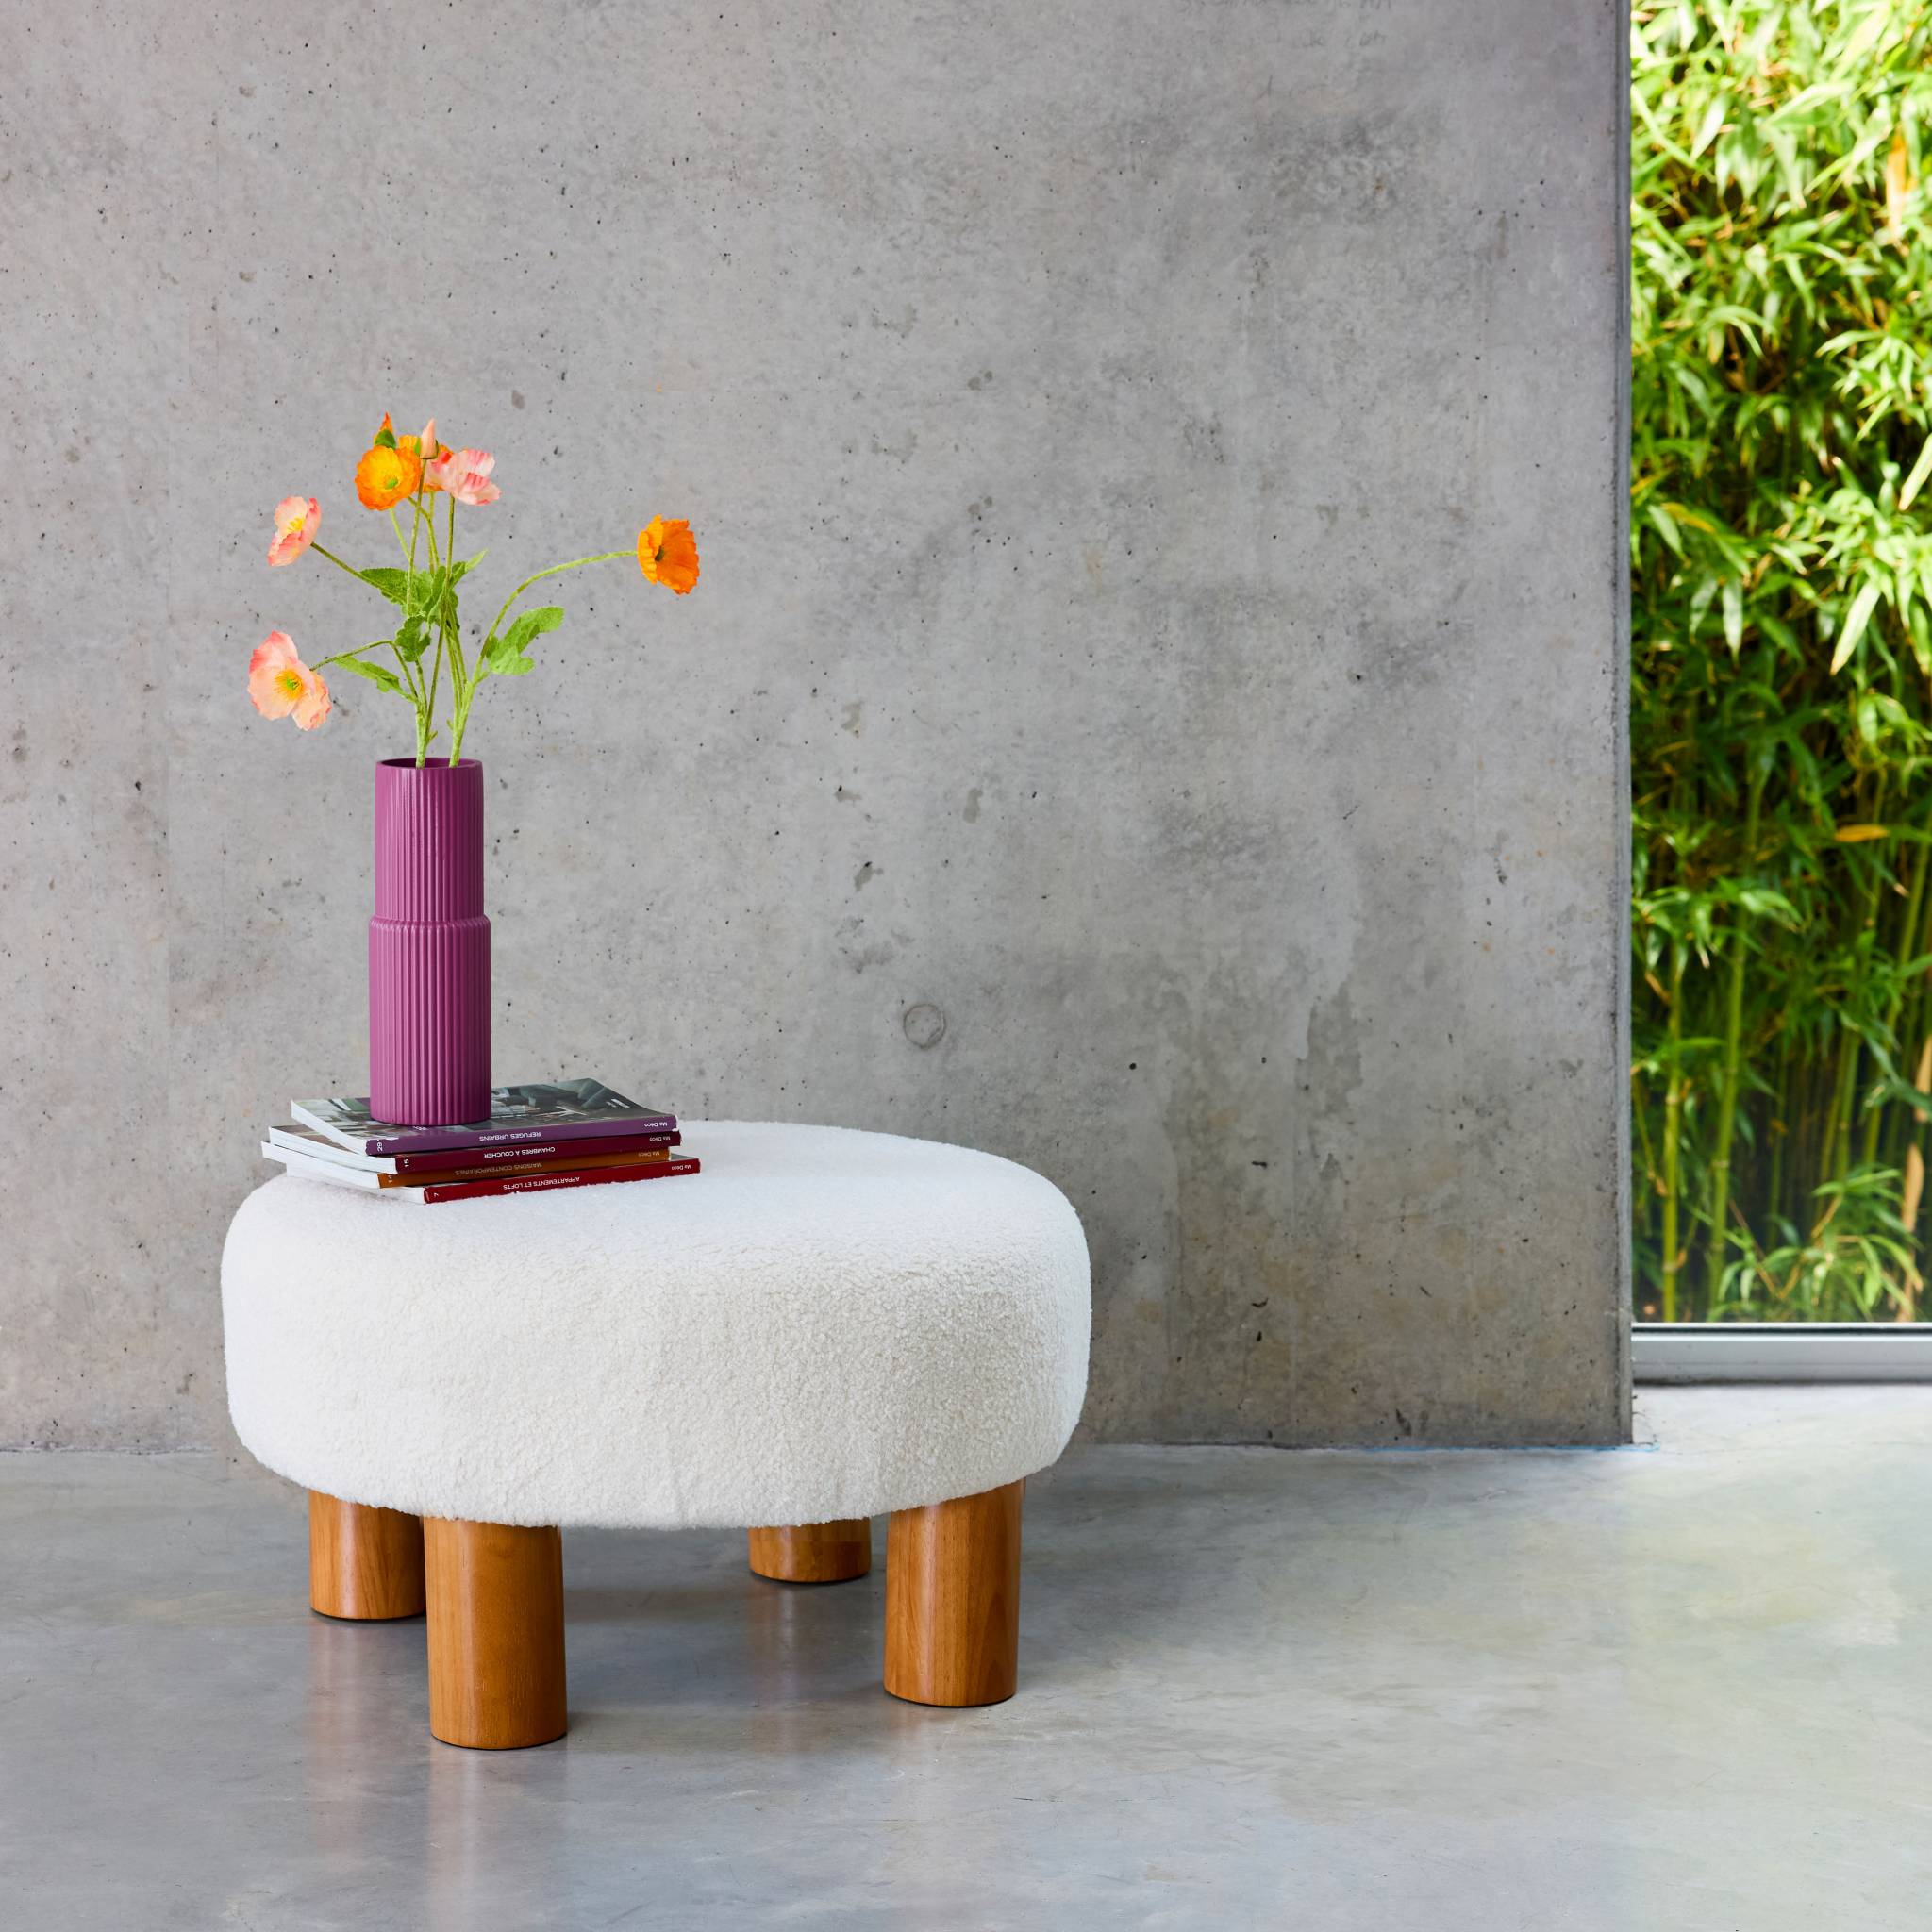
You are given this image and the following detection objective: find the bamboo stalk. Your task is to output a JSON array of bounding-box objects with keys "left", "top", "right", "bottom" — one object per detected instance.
[
  {"left": 1865, "top": 836, "right": 1926, "bottom": 1167},
  {"left": 1899, "top": 1034, "right": 1932, "bottom": 1324},
  {"left": 1661, "top": 945, "right": 1687, "bottom": 1324},
  {"left": 1830, "top": 824, "right": 1890, "bottom": 1187},
  {"left": 1766, "top": 1036, "right": 1795, "bottom": 1230},
  {"left": 1827, "top": 1022, "right": 1858, "bottom": 1191},
  {"left": 1706, "top": 769, "right": 1766, "bottom": 1292}
]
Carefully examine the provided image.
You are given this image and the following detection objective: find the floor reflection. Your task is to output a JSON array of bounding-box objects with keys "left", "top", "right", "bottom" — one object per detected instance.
[{"left": 302, "top": 1609, "right": 432, "bottom": 1920}]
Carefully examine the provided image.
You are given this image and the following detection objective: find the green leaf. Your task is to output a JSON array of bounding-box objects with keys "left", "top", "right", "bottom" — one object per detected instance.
[
  {"left": 361, "top": 567, "right": 411, "bottom": 608},
  {"left": 339, "top": 657, "right": 406, "bottom": 697},
  {"left": 399, "top": 559, "right": 480, "bottom": 624},
  {"left": 1829, "top": 579, "right": 1883, "bottom": 675},
  {"left": 478, "top": 608, "right": 564, "bottom": 680},
  {"left": 1689, "top": 574, "right": 1719, "bottom": 634},
  {"left": 374, "top": 424, "right": 396, "bottom": 449},
  {"left": 1900, "top": 433, "right": 1932, "bottom": 512},
  {"left": 391, "top": 615, "right": 429, "bottom": 665},
  {"left": 1690, "top": 95, "right": 1727, "bottom": 160},
  {"left": 1837, "top": 4, "right": 1889, "bottom": 68},
  {"left": 1908, "top": 603, "right": 1932, "bottom": 680},
  {"left": 503, "top": 605, "right": 565, "bottom": 655},
  {"left": 1644, "top": 501, "right": 1687, "bottom": 559},
  {"left": 478, "top": 638, "right": 524, "bottom": 677}
]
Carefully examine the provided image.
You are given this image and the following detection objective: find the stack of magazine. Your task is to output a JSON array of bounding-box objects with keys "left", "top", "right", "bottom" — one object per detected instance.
[{"left": 263, "top": 1078, "right": 698, "bottom": 1206}]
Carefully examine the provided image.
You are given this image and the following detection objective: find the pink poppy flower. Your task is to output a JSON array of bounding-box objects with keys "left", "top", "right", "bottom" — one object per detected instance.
[
  {"left": 248, "top": 631, "right": 332, "bottom": 730},
  {"left": 424, "top": 447, "right": 500, "bottom": 506},
  {"left": 267, "top": 496, "right": 320, "bottom": 567},
  {"left": 403, "top": 419, "right": 441, "bottom": 482}
]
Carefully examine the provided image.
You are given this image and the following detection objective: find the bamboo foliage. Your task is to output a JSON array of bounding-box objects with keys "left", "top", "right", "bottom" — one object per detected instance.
[{"left": 1632, "top": 0, "right": 1932, "bottom": 1320}]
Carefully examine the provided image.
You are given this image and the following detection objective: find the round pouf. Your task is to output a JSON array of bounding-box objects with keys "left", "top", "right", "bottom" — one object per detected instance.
[{"left": 222, "top": 1121, "right": 1090, "bottom": 1532}]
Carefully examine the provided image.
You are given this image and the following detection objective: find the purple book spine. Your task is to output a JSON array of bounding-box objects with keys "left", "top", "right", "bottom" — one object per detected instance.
[
  {"left": 369, "top": 758, "right": 491, "bottom": 1127},
  {"left": 366, "top": 1114, "right": 679, "bottom": 1156}
]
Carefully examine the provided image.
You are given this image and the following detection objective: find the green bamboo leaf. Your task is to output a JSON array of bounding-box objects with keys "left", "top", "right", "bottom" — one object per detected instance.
[
  {"left": 1722, "top": 577, "right": 1744, "bottom": 655},
  {"left": 1644, "top": 501, "right": 1687, "bottom": 559},
  {"left": 1689, "top": 574, "right": 1719, "bottom": 634},
  {"left": 1829, "top": 579, "right": 1883, "bottom": 675},
  {"left": 1900, "top": 433, "right": 1932, "bottom": 511},
  {"left": 1837, "top": 5, "right": 1890, "bottom": 68},
  {"left": 1690, "top": 95, "right": 1727, "bottom": 159}
]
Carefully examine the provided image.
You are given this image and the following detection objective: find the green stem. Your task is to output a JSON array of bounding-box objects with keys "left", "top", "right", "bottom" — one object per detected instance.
[
  {"left": 381, "top": 505, "right": 435, "bottom": 760},
  {"left": 442, "top": 493, "right": 468, "bottom": 720},
  {"left": 447, "top": 549, "right": 629, "bottom": 763},
  {"left": 484, "top": 552, "right": 626, "bottom": 642},
  {"left": 310, "top": 540, "right": 432, "bottom": 756},
  {"left": 420, "top": 497, "right": 447, "bottom": 758},
  {"left": 310, "top": 542, "right": 368, "bottom": 584}
]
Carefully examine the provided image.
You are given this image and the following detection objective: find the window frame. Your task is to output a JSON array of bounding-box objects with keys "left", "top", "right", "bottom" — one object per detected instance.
[{"left": 1633, "top": 1322, "right": 1932, "bottom": 1382}]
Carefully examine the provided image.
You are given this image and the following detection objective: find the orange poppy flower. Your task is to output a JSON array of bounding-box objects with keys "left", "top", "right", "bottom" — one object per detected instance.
[
  {"left": 355, "top": 413, "right": 423, "bottom": 509},
  {"left": 355, "top": 444, "right": 421, "bottom": 510},
  {"left": 638, "top": 517, "right": 700, "bottom": 594}
]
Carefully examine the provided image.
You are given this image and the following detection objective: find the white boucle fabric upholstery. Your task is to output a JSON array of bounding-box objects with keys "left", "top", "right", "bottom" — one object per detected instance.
[{"left": 222, "top": 1121, "right": 1090, "bottom": 1530}]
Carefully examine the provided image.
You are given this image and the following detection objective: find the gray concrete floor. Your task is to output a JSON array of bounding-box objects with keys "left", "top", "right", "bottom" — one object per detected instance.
[{"left": 2, "top": 1388, "right": 1927, "bottom": 1930}]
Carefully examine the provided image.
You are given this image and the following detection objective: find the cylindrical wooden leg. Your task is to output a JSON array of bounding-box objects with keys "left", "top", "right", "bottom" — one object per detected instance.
[
  {"left": 884, "top": 1480, "right": 1022, "bottom": 1707},
  {"left": 309, "top": 1491, "right": 425, "bottom": 1621},
  {"left": 423, "top": 1518, "right": 566, "bottom": 1749},
  {"left": 747, "top": 1519, "right": 872, "bottom": 1583}
]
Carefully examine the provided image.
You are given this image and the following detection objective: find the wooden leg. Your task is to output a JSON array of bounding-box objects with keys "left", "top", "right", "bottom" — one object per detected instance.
[
  {"left": 423, "top": 1518, "right": 567, "bottom": 1749},
  {"left": 309, "top": 1491, "right": 425, "bottom": 1621},
  {"left": 884, "top": 1481, "right": 1022, "bottom": 1707},
  {"left": 747, "top": 1520, "right": 872, "bottom": 1584}
]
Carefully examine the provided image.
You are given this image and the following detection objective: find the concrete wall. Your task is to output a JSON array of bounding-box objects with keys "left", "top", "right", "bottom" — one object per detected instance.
[{"left": 1, "top": 0, "right": 1628, "bottom": 1450}]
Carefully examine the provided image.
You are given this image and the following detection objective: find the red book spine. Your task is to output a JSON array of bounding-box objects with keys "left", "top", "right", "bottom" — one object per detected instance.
[
  {"left": 420, "top": 1158, "right": 700, "bottom": 1205},
  {"left": 393, "top": 1131, "right": 680, "bottom": 1174}
]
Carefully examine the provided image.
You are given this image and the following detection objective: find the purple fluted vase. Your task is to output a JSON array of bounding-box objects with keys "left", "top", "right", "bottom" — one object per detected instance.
[{"left": 369, "top": 758, "right": 491, "bottom": 1126}]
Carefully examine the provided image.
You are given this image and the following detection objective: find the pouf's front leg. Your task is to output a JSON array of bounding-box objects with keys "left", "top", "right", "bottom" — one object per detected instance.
[
  {"left": 308, "top": 1491, "right": 425, "bottom": 1620},
  {"left": 423, "top": 1519, "right": 567, "bottom": 1749},
  {"left": 747, "top": 1520, "right": 872, "bottom": 1583},
  {"left": 883, "top": 1481, "right": 1022, "bottom": 1707}
]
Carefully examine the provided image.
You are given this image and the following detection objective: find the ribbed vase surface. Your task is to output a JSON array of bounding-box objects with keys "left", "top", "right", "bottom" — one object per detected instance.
[{"left": 369, "top": 758, "right": 491, "bottom": 1125}]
